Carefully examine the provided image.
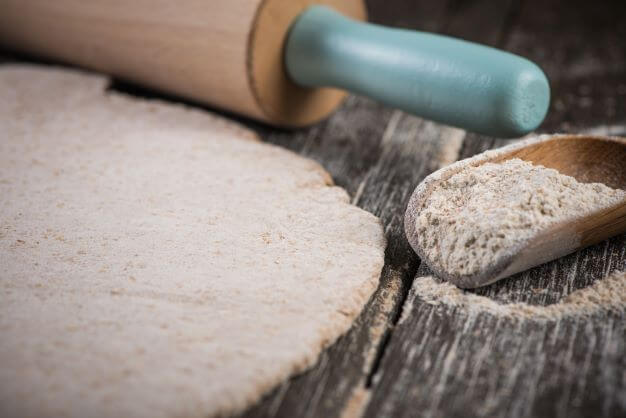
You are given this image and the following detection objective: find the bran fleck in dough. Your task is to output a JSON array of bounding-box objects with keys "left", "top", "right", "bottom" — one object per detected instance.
[{"left": 0, "top": 65, "right": 386, "bottom": 418}]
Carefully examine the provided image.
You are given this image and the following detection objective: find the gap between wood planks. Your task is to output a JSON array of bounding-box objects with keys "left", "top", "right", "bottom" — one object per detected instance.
[
  {"left": 363, "top": 269, "right": 416, "bottom": 389},
  {"left": 354, "top": 0, "right": 525, "bottom": 396},
  {"left": 362, "top": 0, "right": 520, "bottom": 379},
  {"left": 359, "top": 116, "right": 467, "bottom": 390}
]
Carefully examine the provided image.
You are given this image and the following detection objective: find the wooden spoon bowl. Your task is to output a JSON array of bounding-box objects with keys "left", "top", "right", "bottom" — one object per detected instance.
[{"left": 404, "top": 134, "right": 626, "bottom": 288}]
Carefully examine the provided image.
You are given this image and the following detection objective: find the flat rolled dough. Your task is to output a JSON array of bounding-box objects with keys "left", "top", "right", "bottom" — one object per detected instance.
[{"left": 0, "top": 65, "right": 386, "bottom": 418}]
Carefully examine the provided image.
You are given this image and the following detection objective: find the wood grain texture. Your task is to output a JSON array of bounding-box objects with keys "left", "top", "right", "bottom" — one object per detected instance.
[
  {"left": 363, "top": 0, "right": 626, "bottom": 417},
  {"left": 243, "top": 0, "right": 626, "bottom": 416},
  {"left": 1, "top": 0, "right": 624, "bottom": 417},
  {"left": 366, "top": 255, "right": 625, "bottom": 418}
]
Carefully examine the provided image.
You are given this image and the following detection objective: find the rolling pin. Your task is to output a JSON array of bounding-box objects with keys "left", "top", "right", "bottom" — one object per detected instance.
[{"left": 0, "top": 0, "right": 550, "bottom": 137}]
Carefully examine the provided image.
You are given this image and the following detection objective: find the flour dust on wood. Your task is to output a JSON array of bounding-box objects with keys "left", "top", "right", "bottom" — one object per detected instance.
[{"left": 400, "top": 271, "right": 625, "bottom": 322}]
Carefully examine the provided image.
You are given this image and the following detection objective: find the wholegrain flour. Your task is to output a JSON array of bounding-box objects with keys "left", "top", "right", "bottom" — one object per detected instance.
[
  {"left": 415, "top": 159, "right": 625, "bottom": 278},
  {"left": 404, "top": 271, "right": 626, "bottom": 320}
]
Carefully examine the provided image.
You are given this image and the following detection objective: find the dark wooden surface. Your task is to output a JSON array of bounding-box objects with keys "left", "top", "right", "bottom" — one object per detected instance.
[
  {"left": 239, "top": 1, "right": 626, "bottom": 417},
  {"left": 2, "top": 0, "right": 625, "bottom": 417}
]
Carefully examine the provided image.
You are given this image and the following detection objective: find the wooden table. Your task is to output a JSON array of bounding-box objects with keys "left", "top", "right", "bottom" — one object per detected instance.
[{"left": 2, "top": 0, "right": 624, "bottom": 417}]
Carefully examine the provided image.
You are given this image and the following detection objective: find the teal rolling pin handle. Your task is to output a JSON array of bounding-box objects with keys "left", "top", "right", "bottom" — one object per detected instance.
[{"left": 285, "top": 6, "right": 550, "bottom": 138}]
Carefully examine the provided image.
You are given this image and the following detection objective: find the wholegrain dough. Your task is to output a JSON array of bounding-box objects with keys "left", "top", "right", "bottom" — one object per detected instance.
[{"left": 0, "top": 65, "right": 386, "bottom": 418}]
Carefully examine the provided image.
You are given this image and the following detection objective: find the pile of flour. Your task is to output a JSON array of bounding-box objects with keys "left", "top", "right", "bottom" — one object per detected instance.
[{"left": 415, "top": 158, "right": 625, "bottom": 277}]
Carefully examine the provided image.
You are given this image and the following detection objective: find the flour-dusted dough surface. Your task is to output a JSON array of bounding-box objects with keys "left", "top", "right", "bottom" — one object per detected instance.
[{"left": 0, "top": 65, "right": 386, "bottom": 418}]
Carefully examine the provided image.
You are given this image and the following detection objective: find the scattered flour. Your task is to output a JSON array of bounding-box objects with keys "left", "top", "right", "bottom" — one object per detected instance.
[
  {"left": 404, "top": 271, "right": 626, "bottom": 321},
  {"left": 339, "top": 386, "right": 372, "bottom": 418},
  {"left": 415, "top": 158, "right": 625, "bottom": 278}
]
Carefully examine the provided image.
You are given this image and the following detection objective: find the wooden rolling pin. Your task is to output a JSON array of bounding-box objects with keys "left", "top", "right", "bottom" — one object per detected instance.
[{"left": 0, "top": 0, "right": 550, "bottom": 137}]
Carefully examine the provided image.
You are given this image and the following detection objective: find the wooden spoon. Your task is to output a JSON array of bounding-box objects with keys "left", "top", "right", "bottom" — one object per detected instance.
[{"left": 404, "top": 134, "right": 626, "bottom": 288}]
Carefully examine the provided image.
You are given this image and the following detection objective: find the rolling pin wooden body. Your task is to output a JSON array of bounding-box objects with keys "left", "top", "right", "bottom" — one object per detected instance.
[
  {"left": 0, "top": 0, "right": 365, "bottom": 126},
  {"left": 0, "top": 1, "right": 551, "bottom": 135}
]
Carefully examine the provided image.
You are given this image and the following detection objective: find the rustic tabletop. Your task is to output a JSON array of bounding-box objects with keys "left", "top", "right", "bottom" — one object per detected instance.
[{"left": 3, "top": 0, "right": 624, "bottom": 417}]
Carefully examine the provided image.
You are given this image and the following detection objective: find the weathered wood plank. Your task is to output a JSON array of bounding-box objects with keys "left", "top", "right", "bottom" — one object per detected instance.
[
  {"left": 2, "top": 0, "right": 624, "bottom": 417},
  {"left": 366, "top": 262, "right": 625, "bottom": 418},
  {"left": 505, "top": 0, "right": 626, "bottom": 133},
  {"left": 241, "top": 106, "right": 467, "bottom": 418},
  {"left": 364, "top": 0, "right": 626, "bottom": 417},
  {"left": 367, "top": 0, "right": 451, "bottom": 32},
  {"left": 441, "top": 0, "right": 517, "bottom": 47}
]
